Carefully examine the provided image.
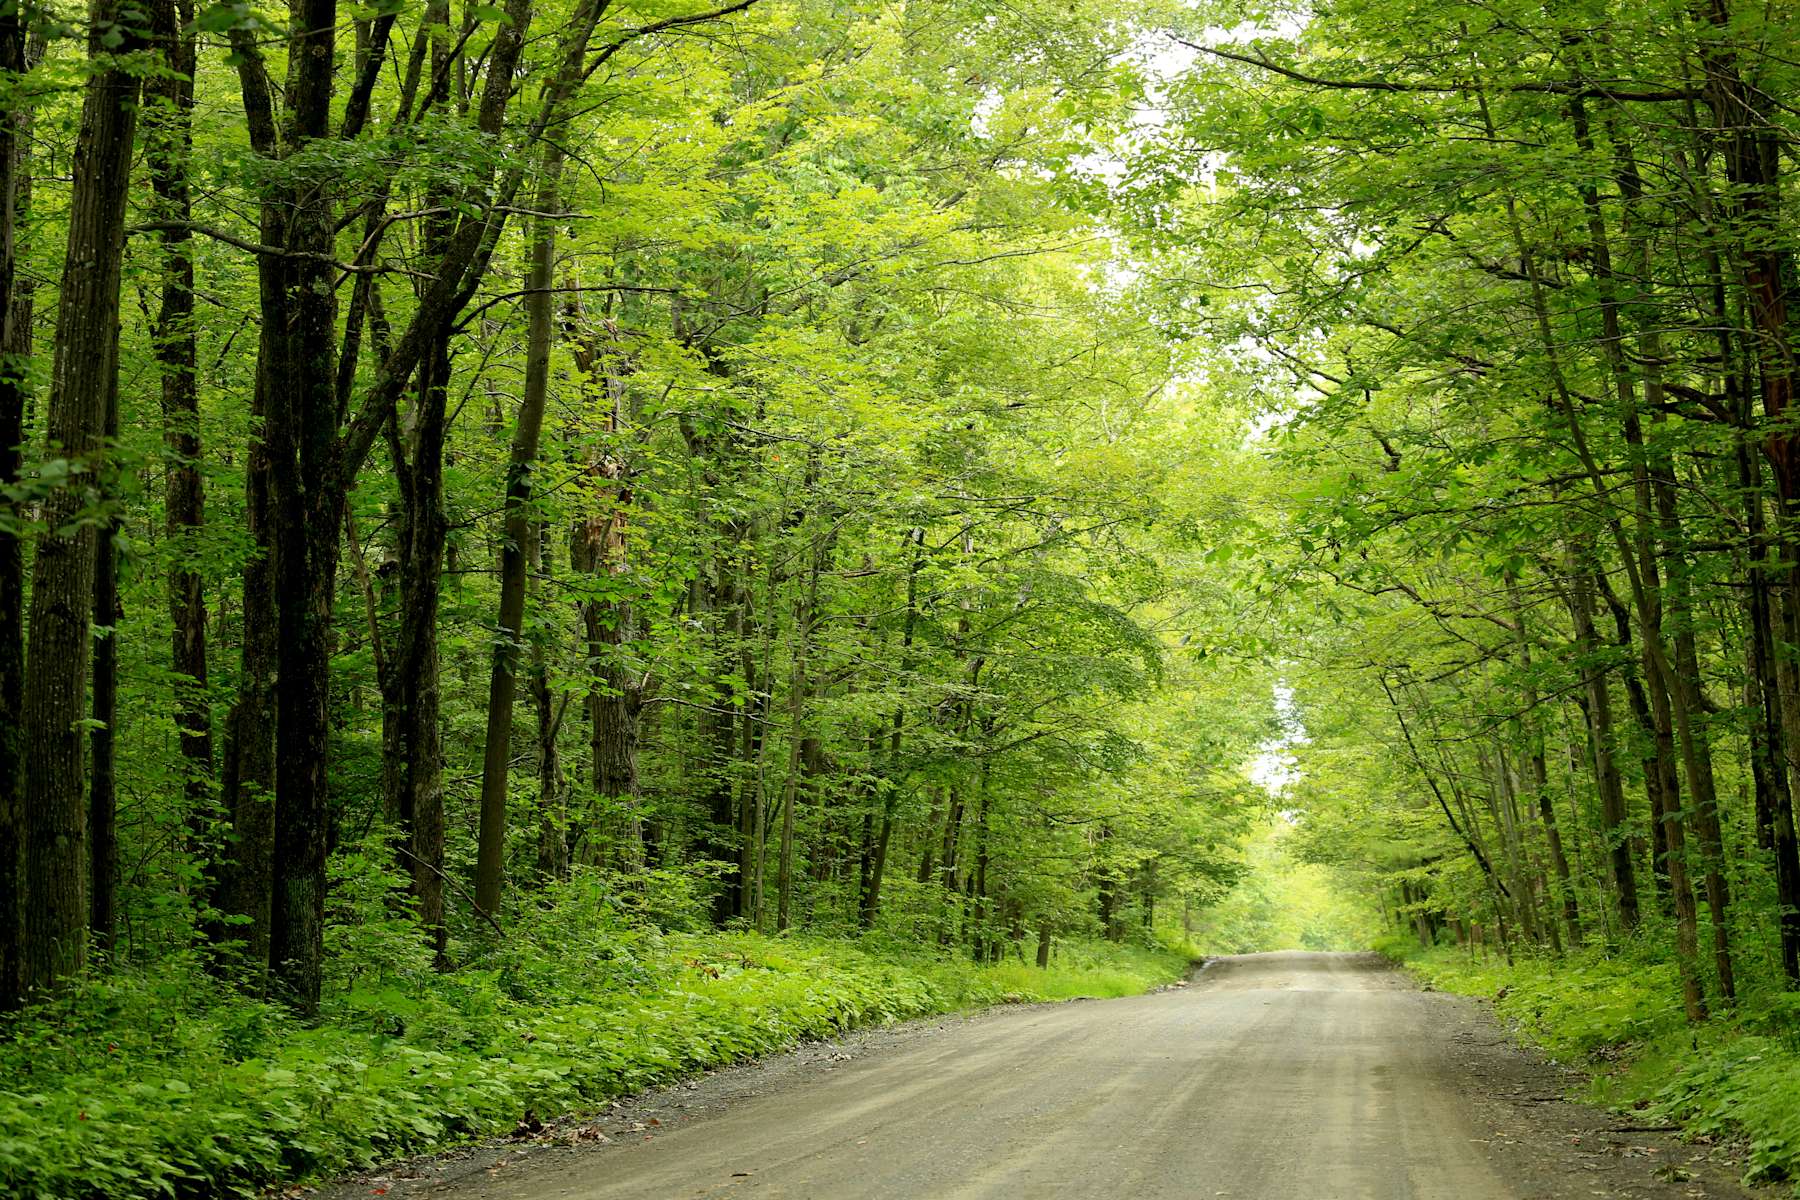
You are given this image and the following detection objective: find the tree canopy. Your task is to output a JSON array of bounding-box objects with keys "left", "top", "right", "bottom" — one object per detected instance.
[{"left": 6, "top": 0, "right": 1800, "bottom": 1185}]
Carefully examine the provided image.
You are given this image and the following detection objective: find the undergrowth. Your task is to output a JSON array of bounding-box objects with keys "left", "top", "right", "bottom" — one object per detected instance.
[
  {"left": 0, "top": 863, "right": 1189, "bottom": 1200},
  {"left": 1378, "top": 933, "right": 1800, "bottom": 1191}
]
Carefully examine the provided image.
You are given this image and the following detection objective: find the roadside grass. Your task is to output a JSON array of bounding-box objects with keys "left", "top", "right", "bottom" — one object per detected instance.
[
  {"left": 0, "top": 921, "right": 1189, "bottom": 1200},
  {"left": 1378, "top": 933, "right": 1800, "bottom": 1190}
]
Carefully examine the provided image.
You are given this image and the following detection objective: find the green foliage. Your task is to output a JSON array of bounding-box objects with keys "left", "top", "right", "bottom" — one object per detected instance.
[{"left": 1648, "top": 1037, "right": 1800, "bottom": 1186}]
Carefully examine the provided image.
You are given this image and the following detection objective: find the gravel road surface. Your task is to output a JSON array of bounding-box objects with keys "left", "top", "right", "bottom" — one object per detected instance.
[{"left": 324, "top": 951, "right": 1756, "bottom": 1199}]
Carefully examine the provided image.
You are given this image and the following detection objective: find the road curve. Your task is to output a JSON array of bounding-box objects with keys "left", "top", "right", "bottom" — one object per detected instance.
[{"left": 347, "top": 952, "right": 1752, "bottom": 1200}]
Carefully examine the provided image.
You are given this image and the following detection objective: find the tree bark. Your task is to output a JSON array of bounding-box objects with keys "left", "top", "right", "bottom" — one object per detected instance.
[
  {"left": 385, "top": 321, "right": 451, "bottom": 966},
  {"left": 0, "top": 4, "right": 37, "bottom": 1008},
  {"left": 775, "top": 523, "right": 821, "bottom": 932},
  {"left": 1563, "top": 545, "right": 1639, "bottom": 931},
  {"left": 87, "top": 376, "right": 119, "bottom": 955},
  {"left": 570, "top": 317, "right": 643, "bottom": 870},
  {"left": 146, "top": 0, "right": 212, "bottom": 862},
  {"left": 476, "top": 150, "right": 563, "bottom": 912},
  {"left": 216, "top": 369, "right": 277, "bottom": 974},
  {"left": 860, "top": 527, "right": 923, "bottom": 930},
  {"left": 531, "top": 548, "right": 568, "bottom": 886},
  {"left": 20, "top": 0, "right": 143, "bottom": 992},
  {"left": 1509, "top": 577, "right": 1580, "bottom": 946}
]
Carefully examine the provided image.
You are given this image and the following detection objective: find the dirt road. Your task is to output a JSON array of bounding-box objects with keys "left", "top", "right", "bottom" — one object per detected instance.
[{"left": 336, "top": 952, "right": 1754, "bottom": 1199}]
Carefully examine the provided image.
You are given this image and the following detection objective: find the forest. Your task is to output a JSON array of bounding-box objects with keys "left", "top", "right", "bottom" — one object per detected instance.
[{"left": 5, "top": 0, "right": 1800, "bottom": 1194}]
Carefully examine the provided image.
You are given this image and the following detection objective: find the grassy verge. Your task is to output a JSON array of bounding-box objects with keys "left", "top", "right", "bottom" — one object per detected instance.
[
  {"left": 0, "top": 932, "right": 1189, "bottom": 1200},
  {"left": 1379, "top": 934, "right": 1800, "bottom": 1190}
]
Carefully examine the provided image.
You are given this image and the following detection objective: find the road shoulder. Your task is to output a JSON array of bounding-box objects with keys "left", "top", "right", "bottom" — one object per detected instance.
[{"left": 1422, "top": 984, "right": 1760, "bottom": 1199}]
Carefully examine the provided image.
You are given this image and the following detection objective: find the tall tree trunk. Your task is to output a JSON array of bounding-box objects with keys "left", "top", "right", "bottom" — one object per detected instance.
[
  {"left": 1598, "top": 575, "right": 1671, "bottom": 906},
  {"left": 260, "top": 0, "right": 344, "bottom": 1015},
  {"left": 1095, "top": 823, "right": 1119, "bottom": 942},
  {"left": 19, "top": 0, "right": 143, "bottom": 992},
  {"left": 1563, "top": 547, "right": 1639, "bottom": 931},
  {"left": 860, "top": 527, "right": 923, "bottom": 930},
  {"left": 476, "top": 149, "right": 563, "bottom": 914},
  {"left": 853, "top": 725, "right": 880, "bottom": 919},
  {"left": 970, "top": 760, "right": 991, "bottom": 959},
  {"left": 377, "top": 0, "right": 450, "bottom": 966},
  {"left": 937, "top": 781, "right": 966, "bottom": 946},
  {"left": 146, "top": 0, "right": 212, "bottom": 864},
  {"left": 1776, "top": 587, "right": 1800, "bottom": 980},
  {"left": 0, "top": 4, "right": 38, "bottom": 1008},
  {"left": 916, "top": 787, "right": 942, "bottom": 886},
  {"left": 234, "top": 0, "right": 555, "bottom": 1008},
  {"left": 571, "top": 317, "right": 643, "bottom": 870},
  {"left": 738, "top": 552, "right": 771, "bottom": 921},
  {"left": 1691, "top": 23, "right": 1800, "bottom": 980},
  {"left": 703, "top": 555, "right": 743, "bottom": 921},
  {"left": 775, "top": 525, "right": 820, "bottom": 932},
  {"left": 87, "top": 378, "right": 119, "bottom": 955},
  {"left": 386, "top": 326, "right": 450, "bottom": 965},
  {"left": 1650, "top": 454, "right": 1735, "bottom": 1001},
  {"left": 1510, "top": 577, "right": 1580, "bottom": 946},
  {"left": 216, "top": 372, "right": 277, "bottom": 973},
  {"left": 533, "top": 674, "right": 568, "bottom": 881}
]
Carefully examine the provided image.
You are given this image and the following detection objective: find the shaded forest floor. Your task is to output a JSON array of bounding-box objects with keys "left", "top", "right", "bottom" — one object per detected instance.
[
  {"left": 0, "top": 923, "right": 1189, "bottom": 1200},
  {"left": 1393, "top": 939, "right": 1800, "bottom": 1194}
]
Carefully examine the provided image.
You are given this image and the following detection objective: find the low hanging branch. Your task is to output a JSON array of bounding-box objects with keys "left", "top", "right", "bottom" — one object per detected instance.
[
  {"left": 1177, "top": 40, "right": 1703, "bottom": 103},
  {"left": 394, "top": 845, "right": 505, "bottom": 938}
]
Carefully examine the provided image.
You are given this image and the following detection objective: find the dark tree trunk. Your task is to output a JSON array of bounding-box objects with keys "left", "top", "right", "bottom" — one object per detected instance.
[
  {"left": 775, "top": 501, "right": 822, "bottom": 931},
  {"left": 969, "top": 764, "right": 991, "bottom": 960},
  {"left": 20, "top": 0, "right": 143, "bottom": 992},
  {"left": 88, "top": 378, "right": 119, "bottom": 955},
  {"left": 531, "top": 606, "right": 568, "bottom": 884},
  {"left": 1095, "top": 824, "right": 1119, "bottom": 942},
  {"left": 568, "top": 315, "right": 643, "bottom": 869},
  {"left": 0, "top": 4, "right": 35, "bottom": 1009},
  {"left": 386, "top": 325, "right": 450, "bottom": 965},
  {"left": 1600, "top": 580, "right": 1671, "bottom": 906},
  {"left": 585, "top": 602, "right": 643, "bottom": 865},
  {"left": 859, "top": 528, "right": 923, "bottom": 930},
  {"left": 477, "top": 151, "right": 563, "bottom": 912},
  {"left": 216, "top": 375, "right": 277, "bottom": 974},
  {"left": 937, "top": 784, "right": 966, "bottom": 945},
  {"left": 737, "top": 558, "right": 769, "bottom": 919},
  {"left": 261, "top": 0, "right": 343, "bottom": 1015},
  {"left": 147, "top": 0, "right": 212, "bottom": 861},
  {"left": 1564, "top": 549, "right": 1639, "bottom": 931},
  {"left": 1774, "top": 585, "right": 1800, "bottom": 981},
  {"left": 1643, "top": 646, "right": 1707, "bottom": 1019},
  {"left": 704, "top": 574, "right": 741, "bottom": 920},
  {"left": 916, "top": 788, "right": 942, "bottom": 886},
  {"left": 1689, "top": 5, "right": 1800, "bottom": 989},
  {"left": 385, "top": 73, "right": 455, "bottom": 955},
  {"left": 1650, "top": 451, "right": 1735, "bottom": 1002},
  {"left": 853, "top": 726, "right": 880, "bottom": 919},
  {"left": 1509, "top": 578, "right": 1580, "bottom": 946}
]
